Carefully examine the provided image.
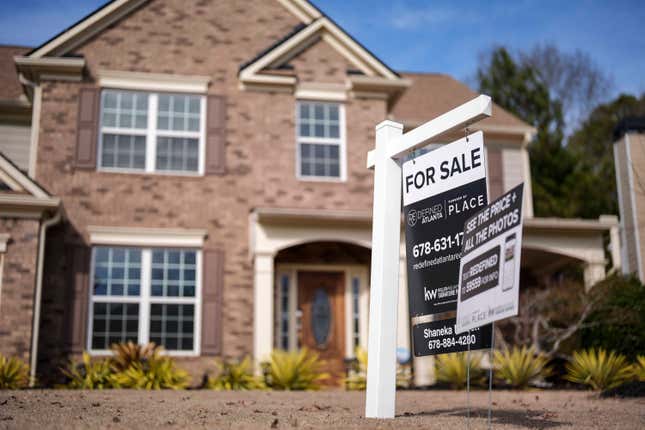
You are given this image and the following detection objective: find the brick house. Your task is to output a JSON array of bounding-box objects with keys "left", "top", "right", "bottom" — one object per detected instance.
[{"left": 0, "top": 0, "right": 620, "bottom": 385}]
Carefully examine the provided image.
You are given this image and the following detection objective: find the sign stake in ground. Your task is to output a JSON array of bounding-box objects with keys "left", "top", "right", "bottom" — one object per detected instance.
[{"left": 365, "top": 95, "right": 492, "bottom": 419}]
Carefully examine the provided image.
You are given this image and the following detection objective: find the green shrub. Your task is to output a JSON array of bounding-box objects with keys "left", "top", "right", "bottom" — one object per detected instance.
[
  {"left": 110, "top": 341, "right": 158, "bottom": 372},
  {"left": 494, "top": 346, "right": 551, "bottom": 389},
  {"left": 565, "top": 348, "right": 633, "bottom": 391},
  {"left": 435, "top": 352, "right": 485, "bottom": 389},
  {"left": 582, "top": 274, "right": 645, "bottom": 359},
  {"left": 344, "top": 347, "right": 368, "bottom": 390},
  {"left": 206, "top": 356, "right": 263, "bottom": 390},
  {"left": 61, "top": 352, "right": 115, "bottom": 389},
  {"left": 0, "top": 354, "right": 29, "bottom": 389},
  {"left": 111, "top": 354, "right": 189, "bottom": 390},
  {"left": 264, "top": 349, "right": 329, "bottom": 390},
  {"left": 344, "top": 347, "right": 411, "bottom": 390},
  {"left": 633, "top": 356, "right": 645, "bottom": 382}
]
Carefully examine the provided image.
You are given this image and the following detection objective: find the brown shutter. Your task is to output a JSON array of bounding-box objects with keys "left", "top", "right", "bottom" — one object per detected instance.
[
  {"left": 487, "top": 146, "right": 504, "bottom": 200},
  {"left": 201, "top": 249, "right": 224, "bottom": 355},
  {"left": 65, "top": 245, "right": 90, "bottom": 353},
  {"left": 75, "top": 87, "right": 100, "bottom": 169},
  {"left": 205, "top": 95, "right": 227, "bottom": 175}
]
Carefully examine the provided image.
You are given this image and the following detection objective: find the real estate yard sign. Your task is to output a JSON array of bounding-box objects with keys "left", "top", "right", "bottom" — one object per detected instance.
[
  {"left": 403, "top": 131, "right": 488, "bottom": 317},
  {"left": 455, "top": 183, "right": 524, "bottom": 333}
]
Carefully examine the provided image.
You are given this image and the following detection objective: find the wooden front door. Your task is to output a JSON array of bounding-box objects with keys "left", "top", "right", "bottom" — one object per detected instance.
[{"left": 297, "top": 271, "right": 345, "bottom": 384}]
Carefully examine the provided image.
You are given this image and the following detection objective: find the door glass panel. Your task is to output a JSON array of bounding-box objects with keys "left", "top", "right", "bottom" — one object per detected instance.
[{"left": 311, "top": 288, "right": 331, "bottom": 346}]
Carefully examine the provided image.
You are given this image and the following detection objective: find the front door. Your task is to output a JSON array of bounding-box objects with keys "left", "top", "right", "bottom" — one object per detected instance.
[{"left": 297, "top": 271, "right": 345, "bottom": 384}]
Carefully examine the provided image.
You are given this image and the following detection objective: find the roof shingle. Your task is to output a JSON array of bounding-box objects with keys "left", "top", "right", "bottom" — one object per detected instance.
[{"left": 391, "top": 72, "right": 531, "bottom": 131}]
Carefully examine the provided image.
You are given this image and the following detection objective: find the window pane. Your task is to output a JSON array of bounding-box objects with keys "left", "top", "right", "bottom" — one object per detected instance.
[
  {"left": 91, "top": 302, "right": 139, "bottom": 350},
  {"left": 155, "top": 137, "right": 199, "bottom": 172},
  {"left": 149, "top": 303, "right": 195, "bottom": 351},
  {"left": 150, "top": 249, "right": 197, "bottom": 297},
  {"left": 101, "top": 134, "right": 146, "bottom": 170},
  {"left": 157, "top": 94, "right": 201, "bottom": 132},
  {"left": 101, "top": 90, "right": 148, "bottom": 130},
  {"left": 92, "top": 247, "right": 142, "bottom": 297},
  {"left": 299, "top": 143, "right": 341, "bottom": 178}
]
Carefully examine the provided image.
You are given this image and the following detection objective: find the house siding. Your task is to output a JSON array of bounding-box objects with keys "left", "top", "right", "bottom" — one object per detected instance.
[
  {"left": 33, "top": 0, "right": 386, "bottom": 382},
  {"left": 0, "top": 121, "right": 31, "bottom": 172},
  {"left": 0, "top": 217, "right": 39, "bottom": 362}
]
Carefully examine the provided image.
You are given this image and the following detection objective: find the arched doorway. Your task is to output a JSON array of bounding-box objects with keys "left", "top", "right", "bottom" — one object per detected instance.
[{"left": 274, "top": 241, "right": 371, "bottom": 383}]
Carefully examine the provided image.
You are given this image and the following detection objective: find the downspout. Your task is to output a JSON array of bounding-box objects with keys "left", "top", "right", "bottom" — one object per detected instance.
[{"left": 29, "top": 210, "right": 61, "bottom": 387}]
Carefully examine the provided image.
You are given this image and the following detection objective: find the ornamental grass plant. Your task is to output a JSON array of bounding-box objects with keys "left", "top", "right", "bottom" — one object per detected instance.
[
  {"left": 435, "top": 352, "right": 485, "bottom": 389},
  {"left": 206, "top": 356, "right": 264, "bottom": 390},
  {"left": 0, "top": 354, "right": 30, "bottom": 389},
  {"left": 565, "top": 348, "right": 633, "bottom": 391},
  {"left": 494, "top": 346, "right": 551, "bottom": 389},
  {"left": 264, "top": 348, "right": 329, "bottom": 390}
]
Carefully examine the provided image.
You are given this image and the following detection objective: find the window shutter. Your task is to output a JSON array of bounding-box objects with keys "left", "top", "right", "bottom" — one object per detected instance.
[
  {"left": 487, "top": 146, "right": 504, "bottom": 200},
  {"left": 65, "top": 245, "right": 90, "bottom": 353},
  {"left": 75, "top": 87, "right": 100, "bottom": 169},
  {"left": 201, "top": 249, "right": 224, "bottom": 355},
  {"left": 205, "top": 95, "right": 227, "bottom": 175}
]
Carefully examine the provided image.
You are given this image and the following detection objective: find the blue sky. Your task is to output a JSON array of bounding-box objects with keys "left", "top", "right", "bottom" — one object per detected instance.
[{"left": 1, "top": 0, "right": 644, "bottom": 99}]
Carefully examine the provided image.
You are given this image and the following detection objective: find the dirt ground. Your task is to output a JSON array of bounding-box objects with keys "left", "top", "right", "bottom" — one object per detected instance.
[{"left": 0, "top": 389, "right": 643, "bottom": 429}]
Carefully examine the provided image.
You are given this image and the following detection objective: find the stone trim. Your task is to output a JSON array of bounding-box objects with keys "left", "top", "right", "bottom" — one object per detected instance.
[{"left": 87, "top": 226, "right": 208, "bottom": 248}]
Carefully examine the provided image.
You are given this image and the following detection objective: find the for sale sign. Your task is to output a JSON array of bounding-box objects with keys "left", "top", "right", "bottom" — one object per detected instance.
[
  {"left": 455, "top": 183, "right": 524, "bottom": 333},
  {"left": 403, "top": 131, "right": 488, "bottom": 317},
  {"left": 412, "top": 317, "right": 492, "bottom": 357}
]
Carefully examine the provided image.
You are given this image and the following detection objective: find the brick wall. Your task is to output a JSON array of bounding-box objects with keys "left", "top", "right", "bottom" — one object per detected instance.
[
  {"left": 34, "top": 0, "right": 387, "bottom": 382},
  {"left": 0, "top": 218, "right": 39, "bottom": 362}
]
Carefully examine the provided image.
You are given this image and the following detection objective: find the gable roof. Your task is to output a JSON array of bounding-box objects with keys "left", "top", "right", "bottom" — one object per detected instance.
[
  {"left": 391, "top": 72, "right": 535, "bottom": 137},
  {"left": 0, "top": 152, "right": 60, "bottom": 214},
  {"left": 26, "top": 0, "right": 323, "bottom": 59},
  {"left": 239, "top": 16, "right": 402, "bottom": 87}
]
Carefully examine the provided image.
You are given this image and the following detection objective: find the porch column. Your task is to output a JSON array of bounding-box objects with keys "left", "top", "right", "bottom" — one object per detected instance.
[
  {"left": 253, "top": 251, "right": 274, "bottom": 367},
  {"left": 583, "top": 260, "right": 605, "bottom": 291}
]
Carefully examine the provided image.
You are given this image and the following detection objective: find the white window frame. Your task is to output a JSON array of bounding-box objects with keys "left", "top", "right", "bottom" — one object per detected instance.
[
  {"left": 295, "top": 101, "right": 347, "bottom": 182},
  {"left": 87, "top": 246, "right": 202, "bottom": 357},
  {"left": 97, "top": 90, "right": 206, "bottom": 176}
]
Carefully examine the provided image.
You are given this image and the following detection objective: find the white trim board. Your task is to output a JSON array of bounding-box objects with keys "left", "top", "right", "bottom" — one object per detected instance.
[
  {"left": 97, "top": 70, "right": 211, "bottom": 94},
  {"left": 87, "top": 226, "right": 207, "bottom": 248}
]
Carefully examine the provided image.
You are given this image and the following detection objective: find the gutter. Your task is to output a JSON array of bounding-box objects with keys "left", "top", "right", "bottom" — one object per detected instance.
[{"left": 29, "top": 210, "right": 62, "bottom": 387}]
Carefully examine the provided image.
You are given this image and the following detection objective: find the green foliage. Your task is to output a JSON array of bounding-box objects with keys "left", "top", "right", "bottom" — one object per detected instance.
[
  {"left": 111, "top": 355, "right": 189, "bottom": 390},
  {"left": 110, "top": 341, "right": 158, "bottom": 372},
  {"left": 582, "top": 274, "right": 645, "bottom": 359},
  {"left": 206, "top": 356, "right": 264, "bottom": 390},
  {"left": 477, "top": 45, "right": 645, "bottom": 220},
  {"left": 435, "top": 352, "right": 485, "bottom": 389},
  {"left": 344, "top": 347, "right": 368, "bottom": 390},
  {"left": 60, "top": 343, "right": 189, "bottom": 390},
  {"left": 494, "top": 346, "right": 551, "bottom": 389},
  {"left": 633, "top": 356, "right": 645, "bottom": 382},
  {"left": 565, "top": 348, "right": 633, "bottom": 391},
  {"left": 0, "top": 354, "right": 29, "bottom": 389},
  {"left": 344, "top": 347, "right": 411, "bottom": 390},
  {"left": 264, "top": 349, "right": 329, "bottom": 391},
  {"left": 61, "top": 352, "right": 115, "bottom": 389}
]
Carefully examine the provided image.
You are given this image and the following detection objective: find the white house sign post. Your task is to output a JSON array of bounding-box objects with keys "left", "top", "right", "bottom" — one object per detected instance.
[{"left": 365, "top": 95, "right": 492, "bottom": 419}]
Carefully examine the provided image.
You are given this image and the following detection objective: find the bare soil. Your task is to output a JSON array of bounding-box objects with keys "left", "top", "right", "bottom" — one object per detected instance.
[{"left": 0, "top": 389, "right": 643, "bottom": 429}]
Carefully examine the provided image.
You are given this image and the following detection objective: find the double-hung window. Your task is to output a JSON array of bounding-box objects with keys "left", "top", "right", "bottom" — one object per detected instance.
[
  {"left": 296, "top": 101, "right": 346, "bottom": 180},
  {"left": 89, "top": 246, "right": 201, "bottom": 355},
  {"left": 99, "top": 90, "right": 205, "bottom": 174}
]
